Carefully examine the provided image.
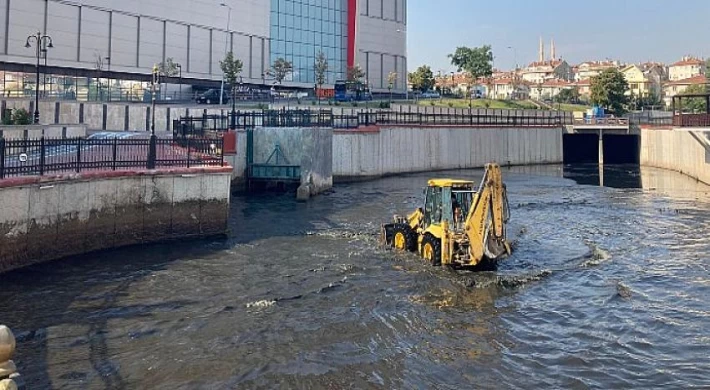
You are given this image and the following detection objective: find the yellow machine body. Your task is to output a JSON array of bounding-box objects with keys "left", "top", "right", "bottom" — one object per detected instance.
[{"left": 382, "top": 163, "right": 511, "bottom": 268}]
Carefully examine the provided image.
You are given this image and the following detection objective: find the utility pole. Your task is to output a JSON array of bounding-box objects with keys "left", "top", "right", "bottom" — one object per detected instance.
[{"left": 219, "top": 2, "right": 232, "bottom": 106}]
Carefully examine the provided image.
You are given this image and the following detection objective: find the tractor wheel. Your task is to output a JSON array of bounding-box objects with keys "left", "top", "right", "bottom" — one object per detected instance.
[
  {"left": 421, "top": 234, "right": 442, "bottom": 266},
  {"left": 391, "top": 224, "right": 416, "bottom": 252}
]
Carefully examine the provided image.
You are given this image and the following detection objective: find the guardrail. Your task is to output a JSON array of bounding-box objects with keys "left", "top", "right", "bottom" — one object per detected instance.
[
  {"left": 573, "top": 117, "right": 630, "bottom": 126},
  {"left": 0, "top": 136, "right": 223, "bottom": 179},
  {"left": 174, "top": 109, "right": 566, "bottom": 134},
  {"left": 673, "top": 113, "right": 710, "bottom": 127}
]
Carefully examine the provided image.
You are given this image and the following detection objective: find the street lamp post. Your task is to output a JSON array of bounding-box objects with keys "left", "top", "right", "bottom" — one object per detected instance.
[
  {"left": 176, "top": 63, "right": 183, "bottom": 101},
  {"left": 105, "top": 56, "right": 111, "bottom": 102},
  {"left": 219, "top": 2, "right": 232, "bottom": 106},
  {"left": 147, "top": 65, "right": 159, "bottom": 169},
  {"left": 230, "top": 75, "right": 242, "bottom": 130},
  {"left": 25, "top": 31, "right": 53, "bottom": 124}
]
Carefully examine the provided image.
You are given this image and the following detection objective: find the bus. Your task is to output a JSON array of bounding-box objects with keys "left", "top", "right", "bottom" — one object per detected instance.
[{"left": 334, "top": 80, "right": 373, "bottom": 102}]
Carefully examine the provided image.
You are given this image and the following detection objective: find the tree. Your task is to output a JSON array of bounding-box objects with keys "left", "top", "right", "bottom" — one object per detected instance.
[
  {"left": 268, "top": 57, "right": 293, "bottom": 85},
  {"left": 159, "top": 57, "right": 179, "bottom": 77},
  {"left": 448, "top": 45, "right": 494, "bottom": 91},
  {"left": 387, "top": 71, "right": 398, "bottom": 103},
  {"left": 220, "top": 52, "right": 244, "bottom": 103},
  {"left": 409, "top": 65, "right": 435, "bottom": 92},
  {"left": 347, "top": 64, "right": 366, "bottom": 83},
  {"left": 555, "top": 88, "right": 580, "bottom": 104},
  {"left": 590, "top": 68, "right": 629, "bottom": 115},
  {"left": 680, "top": 84, "right": 707, "bottom": 112},
  {"left": 314, "top": 51, "right": 328, "bottom": 104}
]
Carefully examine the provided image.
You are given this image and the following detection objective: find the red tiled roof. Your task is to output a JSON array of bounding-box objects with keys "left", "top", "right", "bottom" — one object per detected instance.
[
  {"left": 671, "top": 58, "right": 704, "bottom": 67},
  {"left": 666, "top": 75, "right": 708, "bottom": 86}
]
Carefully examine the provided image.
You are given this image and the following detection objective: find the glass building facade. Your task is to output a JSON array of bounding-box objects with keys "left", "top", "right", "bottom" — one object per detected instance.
[{"left": 270, "top": 0, "right": 348, "bottom": 85}]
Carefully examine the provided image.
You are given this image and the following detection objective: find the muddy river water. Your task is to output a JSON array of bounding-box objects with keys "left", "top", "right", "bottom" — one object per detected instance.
[{"left": 1, "top": 164, "right": 710, "bottom": 389}]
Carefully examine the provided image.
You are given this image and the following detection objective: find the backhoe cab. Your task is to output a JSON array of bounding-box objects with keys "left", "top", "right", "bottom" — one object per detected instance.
[{"left": 382, "top": 163, "right": 511, "bottom": 268}]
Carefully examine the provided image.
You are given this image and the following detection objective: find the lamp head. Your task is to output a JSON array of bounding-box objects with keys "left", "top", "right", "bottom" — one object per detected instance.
[
  {"left": 25, "top": 41, "right": 31, "bottom": 48},
  {"left": 47, "top": 41, "right": 54, "bottom": 49}
]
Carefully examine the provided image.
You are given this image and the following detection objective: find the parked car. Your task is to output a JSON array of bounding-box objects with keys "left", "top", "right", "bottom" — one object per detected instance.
[
  {"left": 420, "top": 90, "right": 441, "bottom": 99},
  {"left": 196, "top": 89, "right": 230, "bottom": 104}
]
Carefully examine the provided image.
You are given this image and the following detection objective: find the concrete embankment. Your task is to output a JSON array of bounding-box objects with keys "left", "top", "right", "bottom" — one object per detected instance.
[
  {"left": 641, "top": 128, "right": 710, "bottom": 185},
  {"left": 332, "top": 126, "right": 564, "bottom": 180},
  {"left": 0, "top": 167, "right": 232, "bottom": 274}
]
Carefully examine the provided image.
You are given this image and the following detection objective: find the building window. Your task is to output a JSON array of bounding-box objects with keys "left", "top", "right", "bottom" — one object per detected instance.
[{"left": 269, "top": 0, "right": 347, "bottom": 85}]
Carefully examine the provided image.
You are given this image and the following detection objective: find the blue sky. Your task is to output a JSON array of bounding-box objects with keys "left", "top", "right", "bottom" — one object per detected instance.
[{"left": 407, "top": 0, "right": 710, "bottom": 72}]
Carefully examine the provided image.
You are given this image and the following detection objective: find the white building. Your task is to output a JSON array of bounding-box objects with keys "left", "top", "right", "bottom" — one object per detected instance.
[
  {"left": 668, "top": 56, "right": 705, "bottom": 81},
  {"left": 0, "top": 0, "right": 407, "bottom": 100}
]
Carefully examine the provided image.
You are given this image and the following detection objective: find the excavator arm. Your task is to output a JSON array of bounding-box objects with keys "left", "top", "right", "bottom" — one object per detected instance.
[{"left": 463, "top": 163, "right": 511, "bottom": 266}]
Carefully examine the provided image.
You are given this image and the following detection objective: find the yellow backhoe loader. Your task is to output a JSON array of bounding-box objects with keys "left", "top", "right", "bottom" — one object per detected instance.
[{"left": 381, "top": 163, "right": 511, "bottom": 268}]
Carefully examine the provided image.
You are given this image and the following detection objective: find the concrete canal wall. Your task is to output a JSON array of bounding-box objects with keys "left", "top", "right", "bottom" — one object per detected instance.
[
  {"left": 641, "top": 128, "right": 710, "bottom": 185},
  {"left": 332, "top": 126, "right": 564, "bottom": 180},
  {"left": 0, "top": 167, "right": 232, "bottom": 274}
]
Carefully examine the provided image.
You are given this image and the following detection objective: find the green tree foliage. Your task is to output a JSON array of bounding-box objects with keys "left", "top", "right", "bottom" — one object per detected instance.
[
  {"left": 347, "top": 64, "right": 366, "bottom": 83},
  {"left": 448, "top": 45, "right": 494, "bottom": 82},
  {"left": 268, "top": 58, "right": 293, "bottom": 84},
  {"left": 220, "top": 52, "right": 244, "bottom": 86},
  {"left": 159, "top": 57, "right": 180, "bottom": 77},
  {"left": 409, "top": 65, "right": 435, "bottom": 92},
  {"left": 590, "top": 68, "right": 629, "bottom": 115},
  {"left": 11, "top": 108, "right": 32, "bottom": 125},
  {"left": 554, "top": 88, "right": 580, "bottom": 104},
  {"left": 680, "top": 84, "right": 707, "bottom": 112},
  {"left": 314, "top": 51, "right": 329, "bottom": 87},
  {"left": 220, "top": 52, "right": 244, "bottom": 102}
]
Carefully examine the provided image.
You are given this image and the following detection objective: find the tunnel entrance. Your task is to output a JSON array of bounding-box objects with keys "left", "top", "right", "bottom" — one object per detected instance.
[
  {"left": 563, "top": 133, "right": 640, "bottom": 164},
  {"left": 563, "top": 134, "right": 598, "bottom": 164},
  {"left": 603, "top": 134, "right": 640, "bottom": 164}
]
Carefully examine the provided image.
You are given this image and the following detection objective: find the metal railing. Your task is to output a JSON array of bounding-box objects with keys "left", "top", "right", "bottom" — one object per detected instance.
[
  {"left": 174, "top": 109, "right": 566, "bottom": 134},
  {"left": 673, "top": 113, "right": 710, "bottom": 127},
  {"left": 572, "top": 117, "right": 630, "bottom": 126},
  {"left": 0, "top": 136, "right": 223, "bottom": 179}
]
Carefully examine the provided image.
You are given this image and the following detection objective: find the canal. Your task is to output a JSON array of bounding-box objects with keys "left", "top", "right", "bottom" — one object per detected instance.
[{"left": 1, "top": 164, "right": 710, "bottom": 389}]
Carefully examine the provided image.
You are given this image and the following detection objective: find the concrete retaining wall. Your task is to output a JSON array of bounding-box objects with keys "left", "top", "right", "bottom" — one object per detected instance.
[
  {"left": 0, "top": 124, "right": 87, "bottom": 140},
  {"left": 1, "top": 99, "right": 230, "bottom": 132},
  {"left": 0, "top": 167, "right": 232, "bottom": 274},
  {"left": 250, "top": 127, "right": 333, "bottom": 196},
  {"left": 332, "top": 126, "right": 564, "bottom": 179},
  {"left": 641, "top": 128, "right": 710, "bottom": 184}
]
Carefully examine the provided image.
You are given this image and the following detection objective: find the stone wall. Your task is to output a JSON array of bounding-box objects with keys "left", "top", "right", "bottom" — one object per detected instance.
[
  {"left": 640, "top": 128, "right": 710, "bottom": 185},
  {"left": 0, "top": 167, "right": 232, "bottom": 274},
  {"left": 332, "top": 126, "right": 564, "bottom": 180}
]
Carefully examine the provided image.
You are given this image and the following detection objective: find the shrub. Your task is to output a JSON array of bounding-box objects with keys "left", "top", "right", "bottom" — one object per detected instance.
[
  {"left": 447, "top": 102, "right": 454, "bottom": 108},
  {"left": 378, "top": 101, "right": 390, "bottom": 109},
  {"left": 11, "top": 108, "right": 32, "bottom": 125},
  {"left": 1, "top": 110, "right": 13, "bottom": 125}
]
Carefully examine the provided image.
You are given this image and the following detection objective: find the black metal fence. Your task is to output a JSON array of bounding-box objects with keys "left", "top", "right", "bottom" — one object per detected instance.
[
  {"left": 173, "top": 109, "right": 566, "bottom": 135},
  {"left": 0, "top": 136, "right": 224, "bottom": 179}
]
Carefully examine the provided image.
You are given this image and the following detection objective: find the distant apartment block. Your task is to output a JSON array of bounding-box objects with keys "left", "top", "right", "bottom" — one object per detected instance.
[{"left": 668, "top": 56, "right": 705, "bottom": 81}]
